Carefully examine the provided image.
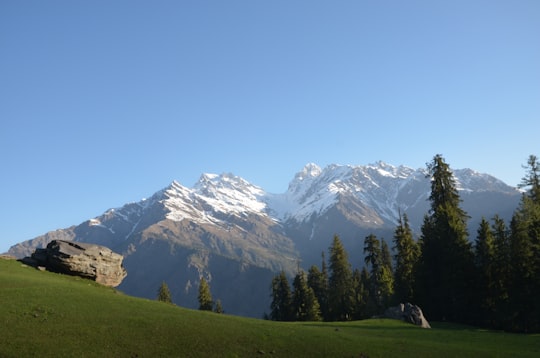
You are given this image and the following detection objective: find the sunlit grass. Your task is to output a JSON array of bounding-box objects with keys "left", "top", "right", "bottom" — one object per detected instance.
[{"left": 1, "top": 258, "right": 539, "bottom": 357}]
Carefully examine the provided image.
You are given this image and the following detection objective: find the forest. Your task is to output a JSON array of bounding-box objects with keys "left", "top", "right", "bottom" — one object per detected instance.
[{"left": 270, "top": 154, "right": 540, "bottom": 333}]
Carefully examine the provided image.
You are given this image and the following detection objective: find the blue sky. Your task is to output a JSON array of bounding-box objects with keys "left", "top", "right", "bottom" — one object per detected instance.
[{"left": 1, "top": 1, "right": 539, "bottom": 252}]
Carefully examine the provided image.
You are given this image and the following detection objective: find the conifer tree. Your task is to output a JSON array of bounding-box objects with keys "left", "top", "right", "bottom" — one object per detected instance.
[
  {"left": 327, "top": 235, "right": 355, "bottom": 321},
  {"left": 157, "top": 281, "right": 172, "bottom": 303},
  {"left": 351, "top": 268, "right": 366, "bottom": 320},
  {"left": 474, "top": 217, "right": 496, "bottom": 325},
  {"left": 198, "top": 277, "right": 213, "bottom": 311},
  {"left": 393, "top": 212, "right": 420, "bottom": 304},
  {"left": 320, "top": 251, "right": 329, "bottom": 319},
  {"left": 508, "top": 155, "right": 540, "bottom": 331},
  {"left": 518, "top": 155, "right": 540, "bottom": 202},
  {"left": 364, "top": 234, "right": 393, "bottom": 313},
  {"left": 381, "top": 239, "right": 393, "bottom": 273},
  {"left": 292, "top": 270, "right": 321, "bottom": 321},
  {"left": 363, "top": 234, "right": 381, "bottom": 312},
  {"left": 270, "top": 271, "right": 292, "bottom": 321},
  {"left": 307, "top": 254, "right": 329, "bottom": 320},
  {"left": 364, "top": 234, "right": 382, "bottom": 274},
  {"left": 380, "top": 239, "right": 394, "bottom": 307},
  {"left": 352, "top": 267, "right": 371, "bottom": 319},
  {"left": 416, "top": 154, "right": 475, "bottom": 323},
  {"left": 214, "top": 299, "right": 224, "bottom": 314},
  {"left": 491, "top": 214, "right": 510, "bottom": 327}
]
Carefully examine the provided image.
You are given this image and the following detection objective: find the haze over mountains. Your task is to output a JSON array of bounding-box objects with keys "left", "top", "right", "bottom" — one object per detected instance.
[{"left": 8, "top": 162, "right": 521, "bottom": 317}]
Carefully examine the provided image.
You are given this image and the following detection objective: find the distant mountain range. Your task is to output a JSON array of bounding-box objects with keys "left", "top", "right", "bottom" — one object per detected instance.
[{"left": 8, "top": 162, "right": 521, "bottom": 317}]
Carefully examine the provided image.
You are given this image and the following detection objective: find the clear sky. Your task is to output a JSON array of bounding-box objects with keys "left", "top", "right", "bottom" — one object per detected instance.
[{"left": 1, "top": 1, "right": 539, "bottom": 253}]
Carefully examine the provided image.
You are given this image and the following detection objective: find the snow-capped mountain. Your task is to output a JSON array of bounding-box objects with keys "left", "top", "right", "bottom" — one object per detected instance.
[
  {"left": 165, "top": 173, "right": 267, "bottom": 224},
  {"left": 8, "top": 162, "right": 521, "bottom": 317},
  {"left": 268, "top": 161, "right": 516, "bottom": 229},
  {"left": 268, "top": 162, "right": 422, "bottom": 224}
]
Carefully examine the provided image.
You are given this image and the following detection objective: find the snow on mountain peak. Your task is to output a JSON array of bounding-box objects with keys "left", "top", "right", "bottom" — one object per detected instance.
[
  {"left": 453, "top": 169, "right": 516, "bottom": 193},
  {"left": 297, "top": 163, "right": 322, "bottom": 180},
  {"left": 284, "top": 163, "right": 322, "bottom": 199},
  {"left": 272, "top": 162, "right": 422, "bottom": 223},
  {"left": 161, "top": 173, "right": 268, "bottom": 225},
  {"left": 102, "top": 162, "right": 519, "bottom": 236},
  {"left": 366, "top": 161, "right": 416, "bottom": 179},
  {"left": 193, "top": 172, "right": 266, "bottom": 215}
]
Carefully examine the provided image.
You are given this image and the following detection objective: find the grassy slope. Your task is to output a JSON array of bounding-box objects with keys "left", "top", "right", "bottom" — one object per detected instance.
[{"left": 1, "top": 259, "right": 539, "bottom": 358}]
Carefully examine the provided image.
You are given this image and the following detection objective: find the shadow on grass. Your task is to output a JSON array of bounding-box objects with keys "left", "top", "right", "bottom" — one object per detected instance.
[{"left": 301, "top": 318, "right": 424, "bottom": 331}]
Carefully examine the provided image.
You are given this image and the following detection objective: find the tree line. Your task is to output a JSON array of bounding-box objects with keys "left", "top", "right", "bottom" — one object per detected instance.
[{"left": 270, "top": 154, "right": 540, "bottom": 333}]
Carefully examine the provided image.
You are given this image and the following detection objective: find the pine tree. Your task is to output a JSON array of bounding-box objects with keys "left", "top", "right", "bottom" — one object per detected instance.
[
  {"left": 327, "top": 235, "right": 355, "bottom": 321},
  {"left": 320, "top": 251, "right": 329, "bottom": 320},
  {"left": 292, "top": 270, "right": 321, "bottom": 321},
  {"left": 474, "top": 217, "right": 496, "bottom": 325},
  {"left": 508, "top": 155, "right": 540, "bottom": 331},
  {"left": 364, "top": 234, "right": 382, "bottom": 274},
  {"left": 214, "top": 299, "right": 224, "bottom": 314},
  {"left": 361, "top": 266, "right": 378, "bottom": 317},
  {"left": 351, "top": 268, "right": 367, "bottom": 320},
  {"left": 307, "top": 254, "right": 329, "bottom": 320},
  {"left": 491, "top": 215, "right": 510, "bottom": 327},
  {"left": 270, "top": 271, "right": 292, "bottom": 321},
  {"left": 363, "top": 234, "right": 393, "bottom": 313},
  {"left": 518, "top": 155, "right": 540, "bottom": 202},
  {"left": 416, "top": 154, "right": 475, "bottom": 323},
  {"left": 381, "top": 239, "right": 393, "bottom": 273},
  {"left": 157, "top": 281, "right": 172, "bottom": 303},
  {"left": 198, "top": 277, "right": 213, "bottom": 311},
  {"left": 393, "top": 212, "right": 420, "bottom": 304},
  {"left": 380, "top": 239, "right": 394, "bottom": 307}
]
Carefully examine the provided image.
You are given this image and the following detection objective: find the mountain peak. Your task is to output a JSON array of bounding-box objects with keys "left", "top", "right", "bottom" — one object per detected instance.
[
  {"left": 285, "top": 163, "right": 323, "bottom": 197},
  {"left": 297, "top": 163, "right": 322, "bottom": 180},
  {"left": 195, "top": 172, "right": 261, "bottom": 194}
]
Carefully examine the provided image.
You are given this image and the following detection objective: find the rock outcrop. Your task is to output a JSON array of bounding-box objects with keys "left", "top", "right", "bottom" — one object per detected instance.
[
  {"left": 23, "top": 240, "right": 127, "bottom": 287},
  {"left": 383, "top": 303, "right": 431, "bottom": 328}
]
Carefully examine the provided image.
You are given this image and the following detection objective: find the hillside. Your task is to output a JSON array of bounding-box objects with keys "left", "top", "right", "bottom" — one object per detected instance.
[{"left": 1, "top": 258, "right": 539, "bottom": 357}]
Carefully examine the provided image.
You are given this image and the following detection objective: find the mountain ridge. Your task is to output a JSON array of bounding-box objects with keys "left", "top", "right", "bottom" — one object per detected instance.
[{"left": 7, "top": 161, "right": 521, "bottom": 317}]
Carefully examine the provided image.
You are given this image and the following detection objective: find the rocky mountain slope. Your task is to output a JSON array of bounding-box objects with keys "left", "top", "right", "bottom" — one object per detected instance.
[{"left": 8, "top": 162, "right": 521, "bottom": 317}]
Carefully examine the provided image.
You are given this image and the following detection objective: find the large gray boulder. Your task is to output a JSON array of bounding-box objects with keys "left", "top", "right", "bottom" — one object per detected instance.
[
  {"left": 384, "top": 303, "right": 431, "bottom": 328},
  {"left": 26, "top": 240, "right": 127, "bottom": 287}
]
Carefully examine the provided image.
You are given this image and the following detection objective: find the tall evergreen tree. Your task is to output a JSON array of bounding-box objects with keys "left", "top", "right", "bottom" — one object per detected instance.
[
  {"left": 474, "top": 217, "right": 497, "bottom": 326},
  {"left": 351, "top": 268, "right": 366, "bottom": 320},
  {"left": 518, "top": 155, "right": 540, "bottom": 202},
  {"left": 380, "top": 239, "right": 394, "bottom": 307},
  {"left": 364, "top": 234, "right": 382, "bottom": 274},
  {"left": 320, "top": 251, "right": 329, "bottom": 320},
  {"left": 328, "top": 235, "right": 355, "bottom": 321},
  {"left": 307, "top": 254, "right": 329, "bottom": 320},
  {"left": 508, "top": 155, "right": 540, "bottom": 331},
  {"left": 307, "top": 265, "right": 328, "bottom": 319},
  {"left": 360, "top": 267, "right": 372, "bottom": 318},
  {"left": 363, "top": 234, "right": 381, "bottom": 313},
  {"left": 393, "top": 212, "right": 420, "bottom": 304},
  {"left": 364, "top": 234, "right": 393, "bottom": 313},
  {"left": 157, "top": 281, "right": 172, "bottom": 303},
  {"left": 270, "top": 271, "right": 292, "bottom": 321},
  {"left": 198, "top": 277, "right": 213, "bottom": 311},
  {"left": 491, "top": 215, "right": 511, "bottom": 327},
  {"left": 381, "top": 239, "right": 393, "bottom": 273},
  {"left": 292, "top": 270, "right": 321, "bottom": 321},
  {"left": 416, "top": 154, "right": 475, "bottom": 323}
]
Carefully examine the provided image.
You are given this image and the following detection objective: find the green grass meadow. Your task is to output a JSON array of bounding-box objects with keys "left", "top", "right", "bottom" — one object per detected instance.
[{"left": 1, "top": 258, "right": 539, "bottom": 357}]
